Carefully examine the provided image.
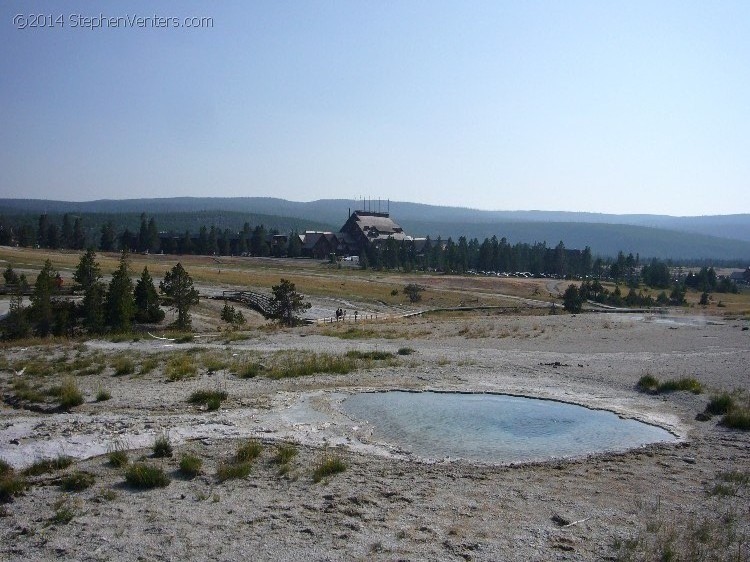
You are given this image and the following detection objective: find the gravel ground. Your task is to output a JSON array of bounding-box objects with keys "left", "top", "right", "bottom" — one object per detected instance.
[{"left": 1, "top": 311, "right": 749, "bottom": 561}]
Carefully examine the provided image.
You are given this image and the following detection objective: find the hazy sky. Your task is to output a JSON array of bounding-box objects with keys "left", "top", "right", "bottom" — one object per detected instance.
[{"left": 1, "top": 1, "right": 748, "bottom": 215}]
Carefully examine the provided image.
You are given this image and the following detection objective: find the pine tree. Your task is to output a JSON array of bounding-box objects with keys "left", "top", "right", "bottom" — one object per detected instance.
[
  {"left": 269, "top": 279, "right": 310, "bottom": 326},
  {"left": 134, "top": 267, "right": 165, "bottom": 323},
  {"left": 106, "top": 251, "right": 135, "bottom": 332},
  {"left": 30, "top": 260, "right": 56, "bottom": 337},
  {"left": 159, "top": 263, "right": 199, "bottom": 330},
  {"left": 74, "top": 248, "right": 102, "bottom": 292}
]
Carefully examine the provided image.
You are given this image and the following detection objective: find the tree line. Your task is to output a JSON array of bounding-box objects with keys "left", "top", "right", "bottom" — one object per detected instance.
[
  {"left": 1, "top": 212, "right": 745, "bottom": 283},
  {"left": 1, "top": 251, "right": 199, "bottom": 340}
]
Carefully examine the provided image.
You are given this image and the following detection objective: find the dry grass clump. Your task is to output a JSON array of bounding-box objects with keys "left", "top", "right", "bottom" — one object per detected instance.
[
  {"left": 110, "top": 355, "right": 135, "bottom": 376},
  {"left": 60, "top": 471, "right": 95, "bottom": 492},
  {"left": 199, "top": 352, "right": 229, "bottom": 373},
  {"left": 138, "top": 355, "right": 160, "bottom": 375},
  {"left": 22, "top": 455, "right": 73, "bottom": 476},
  {"left": 165, "top": 354, "right": 197, "bottom": 381},
  {"left": 637, "top": 374, "right": 702, "bottom": 395},
  {"left": 178, "top": 454, "right": 203, "bottom": 478},
  {"left": 231, "top": 360, "right": 265, "bottom": 379},
  {"left": 125, "top": 463, "right": 170, "bottom": 489},
  {"left": 107, "top": 439, "right": 129, "bottom": 468},
  {"left": 216, "top": 440, "right": 263, "bottom": 482},
  {"left": 152, "top": 433, "right": 173, "bottom": 458},
  {"left": 312, "top": 453, "right": 347, "bottom": 483},
  {"left": 268, "top": 353, "right": 356, "bottom": 378},
  {"left": 188, "top": 388, "right": 228, "bottom": 411},
  {"left": 10, "top": 378, "right": 46, "bottom": 403},
  {"left": 56, "top": 377, "right": 84, "bottom": 409},
  {"left": 216, "top": 461, "right": 252, "bottom": 482},
  {"left": 0, "top": 460, "right": 26, "bottom": 504}
]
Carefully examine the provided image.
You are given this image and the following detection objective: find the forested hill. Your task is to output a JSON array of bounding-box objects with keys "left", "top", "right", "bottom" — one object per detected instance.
[{"left": 1, "top": 197, "right": 749, "bottom": 260}]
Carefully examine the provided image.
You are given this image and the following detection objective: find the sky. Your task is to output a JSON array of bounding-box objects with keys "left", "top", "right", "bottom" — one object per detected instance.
[{"left": 1, "top": 1, "right": 748, "bottom": 216}]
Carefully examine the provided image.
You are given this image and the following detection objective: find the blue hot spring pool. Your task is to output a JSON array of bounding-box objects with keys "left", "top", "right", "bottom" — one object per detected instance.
[{"left": 342, "top": 391, "right": 676, "bottom": 463}]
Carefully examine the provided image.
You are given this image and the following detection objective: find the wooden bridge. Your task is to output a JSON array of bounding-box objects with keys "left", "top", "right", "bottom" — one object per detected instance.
[{"left": 217, "top": 290, "right": 274, "bottom": 318}]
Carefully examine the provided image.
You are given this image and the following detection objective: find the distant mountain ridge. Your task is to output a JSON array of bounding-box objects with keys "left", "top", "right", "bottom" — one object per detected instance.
[{"left": 1, "top": 197, "right": 749, "bottom": 261}]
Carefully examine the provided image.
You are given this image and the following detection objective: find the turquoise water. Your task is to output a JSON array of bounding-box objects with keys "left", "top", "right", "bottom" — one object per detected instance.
[{"left": 342, "top": 391, "right": 676, "bottom": 463}]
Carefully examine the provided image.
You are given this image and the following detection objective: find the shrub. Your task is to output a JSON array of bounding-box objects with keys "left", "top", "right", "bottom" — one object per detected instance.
[
  {"left": 96, "top": 387, "right": 112, "bottom": 402},
  {"left": 397, "top": 347, "right": 416, "bottom": 356},
  {"left": 61, "top": 471, "right": 95, "bottom": 492},
  {"left": 312, "top": 454, "right": 347, "bottom": 483},
  {"left": 0, "top": 459, "right": 12, "bottom": 478},
  {"left": 153, "top": 434, "right": 173, "bottom": 458},
  {"left": 125, "top": 463, "right": 170, "bottom": 489},
  {"left": 22, "top": 456, "right": 73, "bottom": 476},
  {"left": 705, "top": 393, "right": 735, "bottom": 415},
  {"left": 235, "top": 440, "right": 262, "bottom": 463},
  {"left": 58, "top": 377, "right": 84, "bottom": 409},
  {"left": 165, "top": 355, "right": 197, "bottom": 381},
  {"left": 178, "top": 454, "right": 203, "bottom": 478}
]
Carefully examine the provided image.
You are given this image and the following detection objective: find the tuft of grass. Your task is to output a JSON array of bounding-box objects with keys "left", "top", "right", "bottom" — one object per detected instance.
[
  {"left": 658, "top": 377, "right": 702, "bottom": 394},
  {"left": 111, "top": 355, "right": 135, "bottom": 376},
  {"left": 273, "top": 444, "right": 298, "bottom": 466},
  {"left": 232, "top": 361, "right": 264, "bottom": 379},
  {"left": 200, "top": 352, "right": 229, "bottom": 373},
  {"left": 60, "top": 471, "right": 95, "bottom": 492},
  {"left": 108, "top": 450, "right": 128, "bottom": 468},
  {"left": 312, "top": 454, "right": 347, "bottom": 483},
  {"left": 178, "top": 454, "right": 203, "bottom": 478},
  {"left": 22, "top": 456, "right": 73, "bottom": 476},
  {"left": 235, "top": 440, "right": 262, "bottom": 463},
  {"left": 165, "top": 354, "right": 197, "bottom": 381},
  {"left": 107, "top": 438, "right": 129, "bottom": 468},
  {"left": 152, "top": 434, "right": 173, "bottom": 458},
  {"left": 345, "top": 350, "right": 394, "bottom": 360},
  {"left": 124, "top": 463, "right": 170, "bottom": 489},
  {"left": 705, "top": 393, "right": 735, "bottom": 415},
  {"left": 58, "top": 377, "right": 84, "bottom": 409},
  {"left": 397, "top": 347, "right": 416, "bottom": 356},
  {"left": 138, "top": 356, "right": 160, "bottom": 375},
  {"left": 721, "top": 408, "right": 750, "bottom": 430},
  {"left": 96, "top": 387, "right": 112, "bottom": 402},
  {"left": 188, "top": 389, "right": 228, "bottom": 406},
  {"left": 11, "top": 378, "right": 46, "bottom": 403},
  {"left": 636, "top": 374, "right": 659, "bottom": 393},
  {"left": 216, "top": 461, "right": 252, "bottom": 482},
  {"left": 0, "top": 474, "right": 26, "bottom": 503},
  {"left": 50, "top": 504, "right": 75, "bottom": 525},
  {"left": 266, "top": 352, "right": 358, "bottom": 379},
  {"left": 0, "top": 461, "right": 26, "bottom": 504},
  {"left": 637, "top": 374, "right": 702, "bottom": 395}
]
